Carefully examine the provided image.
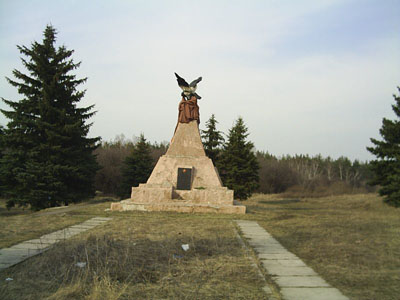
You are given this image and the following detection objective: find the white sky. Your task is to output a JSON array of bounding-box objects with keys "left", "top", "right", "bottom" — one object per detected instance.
[{"left": 1, "top": 0, "right": 399, "bottom": 161}]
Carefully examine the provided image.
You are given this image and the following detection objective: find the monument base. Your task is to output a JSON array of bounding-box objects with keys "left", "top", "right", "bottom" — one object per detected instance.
[
  {"left": 110, "top": 183, "right": 245, "bottom": 214},
  {"left": 110, "top": 199, "right": 246, "bottom": 214},
  {"left": 110, "top": 120, "right": 246, "bottom": 215}
]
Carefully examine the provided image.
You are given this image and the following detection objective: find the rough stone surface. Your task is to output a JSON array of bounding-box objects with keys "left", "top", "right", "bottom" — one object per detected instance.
[
  {"left": 115, "top": 200, "right": 245, "bottom": 214},
  {"left": 111, "top": 120, "right": 245, "bottom": 214},
  {"left": 235, "top": 220, "right": 349, "bottom": 300}
]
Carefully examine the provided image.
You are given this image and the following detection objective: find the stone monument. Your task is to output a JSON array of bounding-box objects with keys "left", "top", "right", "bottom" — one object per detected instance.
[{"left": 111, "top": 74, "right": 245, "bottom": 214}]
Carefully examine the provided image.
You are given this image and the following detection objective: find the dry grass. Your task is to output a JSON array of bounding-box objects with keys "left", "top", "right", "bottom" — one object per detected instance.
[
  {"left": 281, "top": 182, "right": 375, "bottom": 198},
  {"left": 245, "top": 193, "right": 400, "bottom": 300},
  {"left": 1, "top": 193, "right": 398, "bottom": 299},
  {"left": 0, "top": 213, "right": 266, "bottom": 299},
  {"left": 0, "top": 199, "right": 89, "bottom": 249}
]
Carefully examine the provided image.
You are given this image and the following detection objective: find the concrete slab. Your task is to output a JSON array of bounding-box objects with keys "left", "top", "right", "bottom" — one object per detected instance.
[
  {"left": 0, "top": 248, "right": 42, "bottom": 258},
  {"left": 239, "top": 225, "right": 265, "bottom": 230},
  {"left": 91, "top": 217, "right": 113, "bottom": 221},
  {"left": 39, "top": 234, "right": 66, "bottom": 241},
  {"left": 0, "top": 255, "right": 25, "bottom": 264},
  {"left": 1, "top": 248, "right": 31, "bottom": 257},
  {"left": 41, "top": 234, "right": 70, "bottom": 240},
  {"left": 238, "top": 225, "right": 265, "bottom": 230},
  {"left": 68, "top": 225, "right": 97, "bottom": 229},
  {"left": 8, "top": 243, "right": 49, "bottom": 251},
  {"left": 236, "top": 220, "right": 349, "bottom": 300},
  {"left": 0, "top": 263, "right": 13, "bottom": 270},
  {"left": 263, "top": 265, "right": 317, "bottom": 276},
  {"left": 247, "top": 237, "right": 279, "bottom": 244},
  {"left": 63, "top": 228, "right": 88, "bottom": 234},
  {"left": 249, "top": 241, "right": 285, "bottom": 248},
  {"left": 254, "top": 246, "right": 291, "bottom": 254},
  {"left": 37, "top": 238, "right": 62, "bottom": 244},
  {"left": 0, "top": 217, "right": 113, "bottom": 271},
  {"left": 23, "top": 239, "right": 53, "bottom": 246},
  {"left": 281, "top": 287, "right": 349, "bottom": 300},
  {"left": 81, "top": 221, "right": 107, "bottom": 226},
  {"left": 259, "top": 253, "right": 299, "bottom": 260},
  {"left": 243, "top": 234, "right": 273, "bottom": 238},
  {"left": 261, "top": 259, "right": 307, "bottom": 267},
  {"left": 275, "top": 276, "right": 330, "bottom": 287}
]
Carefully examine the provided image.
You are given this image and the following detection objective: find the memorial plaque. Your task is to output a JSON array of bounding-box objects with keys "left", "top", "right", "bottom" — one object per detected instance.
[{"left": 177, "top": 168, "right": 192, "bottom": 190}]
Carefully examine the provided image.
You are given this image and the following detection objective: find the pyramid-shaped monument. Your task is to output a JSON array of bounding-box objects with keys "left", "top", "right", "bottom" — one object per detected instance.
[{"left": 111, "top": 74, "right": 245, "bottom": 214}]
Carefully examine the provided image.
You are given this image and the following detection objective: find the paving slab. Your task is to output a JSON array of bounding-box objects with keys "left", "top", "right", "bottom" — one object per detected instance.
[
  {"left": 69, "top": 224, "right": 97, "bottom": 229},
  {"left": 248, "top": 237, "right": 281, "bottom": 245},
  {"left": 263, "top": 265, "right": 317, "bottom": 276},
  {"left": 254, "top": 246, "right": 291, "bottom": 254},
  {"left": 0, "top": 263, "right": 13, "bottom": 270},
  {"left": 0, "top": 248, "right": 40, "bottom": 257},
  {"left": 91, "top": 217, "right": 113, "bottom": 221},
  {"left": 235, "top": 220, "right": 349, "bottom": 300},
  {"left": 249, "top": 241, "right": 285, "bottom": 248},
  {"left": 37, "top": 238, "right": 61, "bottom": 244},
  {"left": 0, "top": 255, "right": 26, "bottom": 264},
  {"left": 259, "top": 253, "right": 299, "bottom": 260},
  {"left": 8, "top": 243, "right": 49, "bottom": 251},
  {"left": 274, "top": 276, "right": 330, "bottom": 287},
  {"left": 81, "top": 221, "right": 107, "bottom": 226},
  {"left": 281, "top": 287, "right": 349, "bottom": 300},
  {"left": 261, "top": 259, "right": 307, "bottom": 267},
  {"left": 0, "top": 216, "right": 112, "bottom": 270},
  {"left": 23, "top": 239, "right": 53, "bottom": 246}
]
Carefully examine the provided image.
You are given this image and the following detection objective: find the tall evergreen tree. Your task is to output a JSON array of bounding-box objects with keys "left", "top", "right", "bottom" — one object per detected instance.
[
  {"left": 0, "top": 125, "right": 3, "bottom": 196},
  {"left": 0, "top": 25, "right": 100, "bottom": 210},
  {"left": 119, "top": 134, "right": 154, "bottom": 198},
  {"left": 218, "top": 117, "right": 259, "bottom": 200},
  {"left": 367, "top": 86, "right": 400, "bottom": 207},
  {"left": 201, "top": 114, "right": 224, "bottom": 166}
]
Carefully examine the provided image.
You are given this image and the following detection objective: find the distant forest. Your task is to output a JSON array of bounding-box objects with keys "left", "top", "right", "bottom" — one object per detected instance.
[{"left": 95, "top": 135, "right": 375, "bottom": 198}]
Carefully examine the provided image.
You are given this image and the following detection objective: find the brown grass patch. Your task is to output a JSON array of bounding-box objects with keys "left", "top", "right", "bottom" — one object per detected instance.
[
  {"left": 245, "top": 193, "right": 400, "bottom": 300},
  {"left": 0, "top": 215, "right": 267, "bottom": 299}
]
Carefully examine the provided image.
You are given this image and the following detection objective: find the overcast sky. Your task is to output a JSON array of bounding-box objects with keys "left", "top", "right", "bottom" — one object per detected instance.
[{"left": 1, "top": 0, "right": 399, "bottom": 161}]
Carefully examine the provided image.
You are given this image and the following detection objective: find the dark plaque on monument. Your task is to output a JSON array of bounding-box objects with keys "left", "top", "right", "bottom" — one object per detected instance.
[{"left": 177, "top": 168, "right": 192, "bottom": 190}]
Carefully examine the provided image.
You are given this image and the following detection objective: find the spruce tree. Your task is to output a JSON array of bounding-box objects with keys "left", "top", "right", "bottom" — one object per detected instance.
[
  {"left": 0, "top": 125, "right": 3, "bottom": 196},
  {"left": 218, "top": 117, "right": 259, "bottom": 200},
  {"left": 367, "top": 87, "right": 400, "bottom": 207},
  {"left": 0, "top": 25, "right": 100, "bottom": 210},
  {"left": 119, "top": 134, "right": 154, "bottom": 198},
  {"left": 201, "top": 114, "right": 224, "bottom": 166}
]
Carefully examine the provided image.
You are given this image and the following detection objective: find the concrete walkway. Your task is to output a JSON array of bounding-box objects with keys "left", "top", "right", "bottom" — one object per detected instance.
[
  {"left": 235, "top": 220, "right": 349, "bottom": 300},
  {"left": 0, "top": 217, "right": 112, "bottom": 270}
]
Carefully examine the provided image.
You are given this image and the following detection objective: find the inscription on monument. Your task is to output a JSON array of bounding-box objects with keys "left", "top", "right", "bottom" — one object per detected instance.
[{"left": 177, "top": 168, "right": 192, "bottom": 190}]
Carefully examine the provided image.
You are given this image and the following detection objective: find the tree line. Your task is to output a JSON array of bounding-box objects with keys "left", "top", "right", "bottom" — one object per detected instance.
[
  {"left": 93, "top": 117, "right": 374, "bottom": 200},
  {"left": 94, "top": 115, "right": 260, "bottom": 201},
  {"left": 256, "top": 152, "right": 374, "bottom": 196},
  {"left": 0, "top": 25, "right": 399, "bottom": 210}
]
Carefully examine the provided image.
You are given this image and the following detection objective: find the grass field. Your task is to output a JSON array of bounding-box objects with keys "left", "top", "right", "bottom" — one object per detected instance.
[
  {"left": 0, "top": 201, "right": 266, "bottom": 299},
  {"left": 246, "top": 193, "right": 400, "bottom": 300},
  {"left": 0, "top": 197, "right": 116, "bottom": 249},
  {"left": 0, "top": 193, "right": 399, "bottom": 299}
]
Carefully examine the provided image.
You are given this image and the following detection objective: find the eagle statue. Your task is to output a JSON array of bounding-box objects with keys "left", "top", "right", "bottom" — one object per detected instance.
[{"left": 175, "top": 73, "right": 202, "bottom": 100}]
